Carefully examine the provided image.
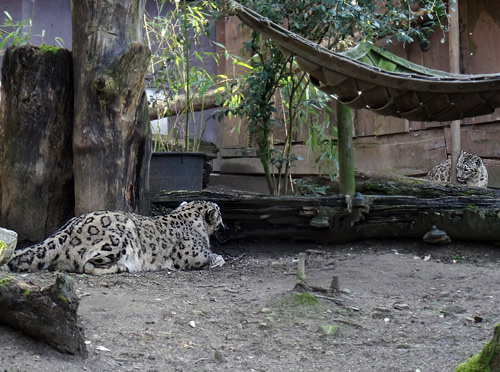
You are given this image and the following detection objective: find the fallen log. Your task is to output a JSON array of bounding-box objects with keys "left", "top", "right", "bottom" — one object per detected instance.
[
  {"left": 0, "top": 274, "right": 88, "bottom": 357},
  {"left": 152, "top": 187, "right": 500, "bottom": 243},
  {"left": 302, "top": 172, "right": 500, "bottom": 198}
]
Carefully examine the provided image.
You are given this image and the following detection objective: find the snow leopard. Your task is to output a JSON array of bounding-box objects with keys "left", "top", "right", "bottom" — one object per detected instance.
[{"left": 7, "top": 200, "right": 225, "bottom": 275}]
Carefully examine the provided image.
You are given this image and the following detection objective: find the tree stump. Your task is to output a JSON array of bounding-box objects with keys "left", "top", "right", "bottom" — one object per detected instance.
[
  {"left": 71, "top": 0, "right": 152, "bottom": 215},
  {"left": 0, "top": 45, "right": 74, "bottom": 246},
  {"left": 0, "top": 274, "right": 88, "bottom": 357},
  {"left": 455, "top": 323, "right": 500, "bottom": 371}
]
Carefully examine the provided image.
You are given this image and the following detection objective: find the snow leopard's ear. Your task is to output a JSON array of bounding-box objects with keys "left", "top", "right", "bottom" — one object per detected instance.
[
  {"left": 179, "top": 201, "right": 188, "bottom": 207},
  {"left": 205, "top": 207, "right": 217, "bottom": 224},
  {"left": 204, "top": 205, "right": 220, "bottom": 226}
]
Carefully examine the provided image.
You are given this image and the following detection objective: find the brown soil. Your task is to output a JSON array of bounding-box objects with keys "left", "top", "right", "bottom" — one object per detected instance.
[{"left": 1, "top": 238, "right": 500, "bottom": 372}]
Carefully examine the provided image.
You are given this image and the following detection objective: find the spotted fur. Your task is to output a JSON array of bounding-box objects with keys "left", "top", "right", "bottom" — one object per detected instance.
[
  {"left": 425, "top": 151, "right": 488, "bottom": 187},
  {"left": 7, "top": 200, "right": 225, "bottom": 275}
]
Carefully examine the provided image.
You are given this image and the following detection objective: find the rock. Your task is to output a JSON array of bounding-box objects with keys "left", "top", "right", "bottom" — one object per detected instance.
[
  {"left": 423, "top": 225, "right": 451, "bottom": 244},
  {"left": 371, "top": 306, "right": 393, "bottom": 319},
  {"left": 0, "top": 227, "right": 17, "bottom": 265},
  {"left": 317, "top": 325, "right": 340, "bottom": 338},
  {"left": 441, "top": 305, "right": 467, "bottom": 315},
  {"left": 393, "top": 303, "right": 410, "bottom": 310},
  {"left": 214, "top": 349, "right": 224, "bottom": 362}
]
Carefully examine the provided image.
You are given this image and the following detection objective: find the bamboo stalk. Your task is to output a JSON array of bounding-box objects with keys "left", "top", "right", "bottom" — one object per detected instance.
[
  {"left": 337, "top": 101, "right": 355, "bottom": 196},
  {"left": 449, "top": 1, "right": 461, "bottom": 182}
]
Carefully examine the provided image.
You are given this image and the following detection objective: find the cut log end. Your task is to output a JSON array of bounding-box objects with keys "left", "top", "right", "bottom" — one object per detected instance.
[{"left": 0, "top": 273, "right": 88, "bottom": 358}]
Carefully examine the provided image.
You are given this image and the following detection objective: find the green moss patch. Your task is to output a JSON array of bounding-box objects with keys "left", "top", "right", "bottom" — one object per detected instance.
[
  {"left": 455, "top": 324, "right": 500, "bottom": 372},
  {"left": 281, "top": 292, "right": 319, "bottom": 308}
]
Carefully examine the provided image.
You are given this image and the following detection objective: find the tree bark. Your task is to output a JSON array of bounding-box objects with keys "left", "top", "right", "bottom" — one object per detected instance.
[
  {"left": 0, "top": 45, "right": 74, "bottom": 246},
  {"left": 152, "top": 186, "right": 500, "bottom": 243},
  {"left": 71, "top": 0, "right": 151, "bottom": 215},
  {"left": 0, "top": 274, "right": 88, "bottom": 357}
]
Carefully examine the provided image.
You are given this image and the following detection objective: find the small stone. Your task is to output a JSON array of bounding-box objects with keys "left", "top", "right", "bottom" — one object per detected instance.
[
  {"left": 393, "top": 303, "right": 410, "bottom": 310},
  {"left": 95, "top": 345, "right": 111, "bottom": 352},
  {"left": 423, "top": 226, "right": 451, "bottom": 244},
  {"left": 258, "top": 322, "right": 273, "bottom": 330},
  {"left": 330, "top": 275, "right": 340, "bottom": 291},
  {"left": 189, "top": 320, "right": 196, "bottom": 328},
  {"left": 371, "top": 306, "right": 393, "bottom": 319},
  {"left": 317, "top": 325, "right": 340, "bottom": 338},
  {"left": 441, "top": 305, "right": 467, "bottom": 315},
  {"left": 214, "top": 350, "right": 224, "bottom": 362}
]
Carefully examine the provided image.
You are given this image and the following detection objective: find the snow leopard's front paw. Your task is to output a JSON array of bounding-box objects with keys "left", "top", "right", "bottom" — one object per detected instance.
[{"left": 209, "top": 254, "right": 225, "bottom": 269}]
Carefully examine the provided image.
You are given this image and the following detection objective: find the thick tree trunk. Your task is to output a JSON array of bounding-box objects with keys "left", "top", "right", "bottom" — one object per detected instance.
[
  {"left": 0, "top": 274, "right": 88, "bottom": 357},
  {"left": 71, "top": 0, "right": 151, "bottom": 215},
  {"left": 0, "top": 45, "right": 74, "bottom": 246}
]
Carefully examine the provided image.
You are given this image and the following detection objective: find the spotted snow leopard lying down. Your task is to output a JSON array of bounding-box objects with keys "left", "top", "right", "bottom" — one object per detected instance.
[
  {"left": 425, "top": 151, "right": 488, "bottom": 188},
  {"left": 7, "top": 200, "right": 225, "bottom": 275}
]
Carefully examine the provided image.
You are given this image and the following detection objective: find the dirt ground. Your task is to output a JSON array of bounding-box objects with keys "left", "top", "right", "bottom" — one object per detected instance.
[{"left": 1, "top": 238, "right": 500, "bottom": 372}]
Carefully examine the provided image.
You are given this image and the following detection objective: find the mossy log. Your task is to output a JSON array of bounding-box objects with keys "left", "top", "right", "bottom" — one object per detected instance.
[
  {"left": 311, "top": 172, "right": 500, "bottom": 198},
  {"left": 152, "top": 187, "right": 500, "bottom": 243},
  {"left": 0, "top": 45, "right": 74, "bottom": 246},
  {"left": 71, "top": 0, "right": 151, "bottom": 215},
  {"left": 455, "top": 323, "right": 500, "bottom": 371},
  {"left": 0, "top": 274, "right": 87, "bottom": 357}
]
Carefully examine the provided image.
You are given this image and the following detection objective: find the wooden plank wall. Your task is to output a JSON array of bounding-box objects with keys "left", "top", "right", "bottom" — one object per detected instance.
[{"left": 214, "top": 0, "right": 500, "bottom": 191}]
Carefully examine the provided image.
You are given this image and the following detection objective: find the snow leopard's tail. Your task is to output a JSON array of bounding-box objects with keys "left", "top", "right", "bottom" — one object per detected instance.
[{"left": 7, "top": 216, "right": 78, "bottom": 272}]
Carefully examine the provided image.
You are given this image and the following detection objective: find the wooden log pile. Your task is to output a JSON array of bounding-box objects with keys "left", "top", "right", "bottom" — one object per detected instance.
[{"left": 152, "top": 180, "right": 500, "bottom": 243}]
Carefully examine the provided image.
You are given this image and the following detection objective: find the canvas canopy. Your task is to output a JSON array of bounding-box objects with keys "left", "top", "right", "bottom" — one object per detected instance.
[{"left": 227, "top": 0, "right": 500, "bottom": 122}]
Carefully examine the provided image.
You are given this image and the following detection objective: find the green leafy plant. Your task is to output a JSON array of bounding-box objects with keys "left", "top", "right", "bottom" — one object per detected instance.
[
  {"left": 145, "top": 0, "right": 228, "bottom": 153},
  {"left": 215, "top": 0, "right": 452, "bottom": 195},
  {"left": 293, "top": 178, "right": 329, "bottom": 196},
  {"left": 451, "top": 254, "right": 464, "bottom": 263},
  {"left": 0, "top": 1, "right": 65, "bottom": 55}
]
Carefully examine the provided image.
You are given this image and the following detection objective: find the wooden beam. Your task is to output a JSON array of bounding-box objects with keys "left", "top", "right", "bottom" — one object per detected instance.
[{"left": 149, "top": 89, "right": 220, "bottom": 120}]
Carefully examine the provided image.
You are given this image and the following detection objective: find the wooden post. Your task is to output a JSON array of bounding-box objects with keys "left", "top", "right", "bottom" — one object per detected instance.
[
  {"left": 0, "top": 45, "right": 74, "bottom": 245},
  {"left": 448, "top": 1, "right": 461, "bottom": 182},
  {"left": 337, "top": 101, "right": 355, "bottom": 196},
  {"left": 71, "top": 0, "right": 152, "bottom": 215}
]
